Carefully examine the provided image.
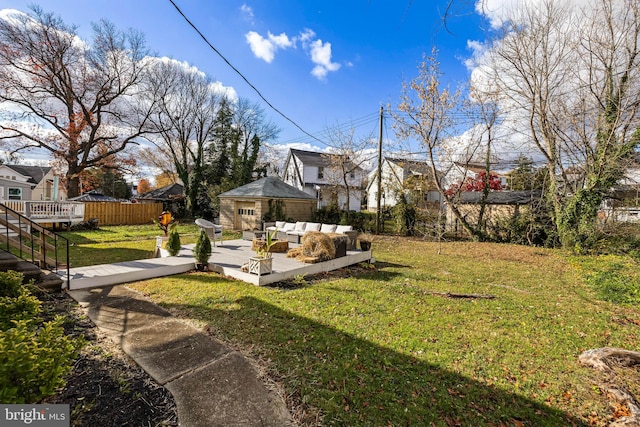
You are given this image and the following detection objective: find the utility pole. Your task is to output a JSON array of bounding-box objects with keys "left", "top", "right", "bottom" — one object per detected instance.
[{"left": 376, "top": 105, "right": 383, "bottom": 234}]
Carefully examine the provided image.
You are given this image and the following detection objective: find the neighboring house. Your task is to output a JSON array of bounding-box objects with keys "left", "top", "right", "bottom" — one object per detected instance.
[
  {"left": 0, "top": 164, "right": 66, "bottom": 201},
  {"left": 218, "top": 176, "right": 316, "bottom": 230},
  {"left": 445, "top": 161, "right": 509, "bottom": 190},
  {"left": 600, "top": 155, "right": 640, "bottom": 223},
  {"left": 366, "top": 157, "right": 442, "bottom": 212},
  {"left": 281, "top": 148, "right": 365, "bottom": 212}
]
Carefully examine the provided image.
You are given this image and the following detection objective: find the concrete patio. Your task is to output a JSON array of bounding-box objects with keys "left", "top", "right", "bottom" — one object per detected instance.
[{"left": 63, "top": 238, "right": 373, "bottom": 290}]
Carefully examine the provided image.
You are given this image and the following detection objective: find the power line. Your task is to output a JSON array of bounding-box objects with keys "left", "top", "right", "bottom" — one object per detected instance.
[
  {"left": 168, "top": 0, "right": 325, "bottom": 145},
  {"left": 279, "top": 112, "right": 381, "bottom": 145}
]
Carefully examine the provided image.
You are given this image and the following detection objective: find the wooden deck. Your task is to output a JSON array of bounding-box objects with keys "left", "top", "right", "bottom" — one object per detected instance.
[{"left": 63, "top": 239, "right": 373, "bottom": 290}]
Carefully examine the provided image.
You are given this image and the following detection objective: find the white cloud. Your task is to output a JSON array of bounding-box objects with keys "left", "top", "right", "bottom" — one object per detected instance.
[
  {"left": 298, "top": 28, "right": 316, "bottom": 43},
  {"left": 245, "top": 31, "right": 293, "bottom": 63},
  {"left": 308, "top": 39, "right": 341, "bottom": 80},
  {"left": 270, "top": 32, "right": 293, "bottom": 49},
  {"left": 245, "top": 31, "right": 276, "bottom": 62},
  {"left": 475, "top": 0, "right": 595, "bottom": 28},
  {"left": 244, "top": 24, "right": 341, "bottom": 80},
  {"left": 240, "top": 4, "right": 254, "bottom": 23}
]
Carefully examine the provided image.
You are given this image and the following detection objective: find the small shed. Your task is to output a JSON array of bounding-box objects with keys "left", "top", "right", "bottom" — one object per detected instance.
[
  {"left": 137, "top": 183, "right": 184, "bottom": 212},
  {"left": 445, "top": 190, "right": 539, "bottom": 234},
  {"left": 218, "top": 176, "right": 316, "bottom": 231},
  {"left": 69, "top": 190, "right": 122, "bottom": 202}
]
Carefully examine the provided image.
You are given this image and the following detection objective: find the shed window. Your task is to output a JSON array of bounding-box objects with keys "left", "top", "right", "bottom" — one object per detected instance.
[{"left": 238, "top": 208, "right": 255, "bottom": 216}]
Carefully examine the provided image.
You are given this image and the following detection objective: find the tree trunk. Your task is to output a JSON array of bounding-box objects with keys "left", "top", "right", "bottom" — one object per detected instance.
[{"left": 579, "top": 347, "right": 640, "bottom": 426}]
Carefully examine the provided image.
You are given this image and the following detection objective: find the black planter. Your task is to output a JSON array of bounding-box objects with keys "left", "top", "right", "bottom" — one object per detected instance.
[
  {"left": 360, "top": 241, "right": 371, "bottom": 251},
  {"left": 195, "top": 263, "right": 208, "bottom": 272}
]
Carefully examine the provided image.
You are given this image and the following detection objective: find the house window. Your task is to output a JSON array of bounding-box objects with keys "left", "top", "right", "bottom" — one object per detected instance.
[
  {"left": 317, "top": 167, "right": 324, "bottom": 180},
  {"left": 8, "top": 188, "right": 22, "bottom": 200}
]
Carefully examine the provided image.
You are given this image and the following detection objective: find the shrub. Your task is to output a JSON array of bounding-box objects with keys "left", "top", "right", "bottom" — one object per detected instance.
[
  {"left": 166, "top": 227, "right": 182, "bottom": 256},
  {"left": 0, "top": 288, "right": 41, "bottom": 331},
  {"left": 0, "top": 318, "right": 84, "bottom": 403},
  {"left": 315, "top": 204, "right": 342, "bottom": 225},
  {"left": 194, "top": 230, "right": 212, "bottom": 266},
  {"left": 392, "top": 196, "right": 416, "bottom": 236},
  {"left": 0, "top": 271, "right": 25, "bottom": 298}
]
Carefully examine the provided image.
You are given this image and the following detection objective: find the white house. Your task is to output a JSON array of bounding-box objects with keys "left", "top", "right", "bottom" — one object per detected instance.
[
  {"left": 281, "top": 148, "right": 365, "bottom": 212},
  {"left": 366, "top": 157, "right": 442, "bottom": 212},
  {"left": 0, "top": 165, "right": 66, "bottom": 201}
]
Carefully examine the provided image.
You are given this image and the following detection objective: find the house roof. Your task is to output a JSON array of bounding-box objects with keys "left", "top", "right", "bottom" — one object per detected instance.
[
  {"left": 289, "top": 148, "right": 331, "bottom": 167},
  {"left": 218, "top": 176, "right": 315, "bottom": 199},
  {"left": 456, "top": 191, "right": 539, "bottom": 205},
  {"left": 289, "top": 148, "right": 363, "bottom": 172},
  {"left": 386, "top": 157, "right": 436, "bottom": 177},
  {"left": 138, "top": 183, "right": 184, "bottom": 200},
  {"left": 69, "top": 190, "right": 122, "bottom": 202},
  {"left": 5, "top": 165, "right": 51, "bottom": 184}
]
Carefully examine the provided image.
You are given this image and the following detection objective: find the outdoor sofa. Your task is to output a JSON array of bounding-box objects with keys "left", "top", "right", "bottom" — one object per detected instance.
[{"left": 264, "top": 221, "right": 357, "bottom": 250}]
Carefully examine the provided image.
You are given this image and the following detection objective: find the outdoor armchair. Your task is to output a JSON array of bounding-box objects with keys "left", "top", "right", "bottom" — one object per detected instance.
[{"left": 195, "top": 218, "right": 223, "bottom": 247}]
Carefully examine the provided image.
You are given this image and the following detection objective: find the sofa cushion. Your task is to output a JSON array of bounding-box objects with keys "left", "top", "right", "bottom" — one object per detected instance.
[
  {"left": 305, "top": 222, "right": 321, "bottom": 232},
  {"left": 335, "top": 225, "right": 353, "bottom": 234},
  {"left": 294, "top": 221, "right": 307, "bottom": 231},
  {"left": 320, "top": 223, "right": 337, "bottom": 233},
  {"left": 275, "top": 221, "right": 286, "bottom": 229},
  {"left": 283, "top": 222, "right": 295, "bottom": 231}
]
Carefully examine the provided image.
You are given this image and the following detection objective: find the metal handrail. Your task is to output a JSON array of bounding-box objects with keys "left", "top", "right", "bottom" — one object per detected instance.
[{"left": 0, "top": 202, "right": 70, "bottom": 285}]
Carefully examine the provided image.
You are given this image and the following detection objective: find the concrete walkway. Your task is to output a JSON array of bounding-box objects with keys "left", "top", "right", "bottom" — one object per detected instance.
[{"left": 68, "top": 284, "right": 292, "bottom": 427}]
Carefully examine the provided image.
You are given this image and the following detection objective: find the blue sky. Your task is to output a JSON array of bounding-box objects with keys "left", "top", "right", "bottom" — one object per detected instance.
[{"left": 0, "top": 0, "right": 487, "bottom": 151}]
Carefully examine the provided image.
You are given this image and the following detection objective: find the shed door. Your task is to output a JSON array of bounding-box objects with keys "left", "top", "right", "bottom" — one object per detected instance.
[{"left": 235, "top": 201, "right": 256, "bottom": 230}]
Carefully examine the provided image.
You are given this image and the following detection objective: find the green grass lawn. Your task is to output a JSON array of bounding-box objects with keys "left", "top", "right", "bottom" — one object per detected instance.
[
  {"left": 113, "top": 235, "right": 638, "bottom": 426},
  {"left": 56, "top": 225, "right": 639, "bottom": 425}
]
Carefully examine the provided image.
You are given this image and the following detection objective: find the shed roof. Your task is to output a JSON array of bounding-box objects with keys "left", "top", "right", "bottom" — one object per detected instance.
[
  {"left": 456, "top": 191, "right": 539, "bottom": 205},
  {"left": 138, "top": 183, "right": 184, "bottom": 200},
  {"left": 69, "top": 190, "right": 122, "bottom": 202},
  {"left": 219, "top": 176, "right": 315, "bottom": 199}
]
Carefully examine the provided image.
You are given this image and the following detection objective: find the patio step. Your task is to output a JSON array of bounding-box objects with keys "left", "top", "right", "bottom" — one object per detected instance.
[
  {"left": 0, "top": 251, "right": 18, "bottom": 270},
  {"left": 0, "top": 252, "right": 64, "bottom": 291},
  {"left": 14, "top": 260, "right": 44, "bottom": 283}
]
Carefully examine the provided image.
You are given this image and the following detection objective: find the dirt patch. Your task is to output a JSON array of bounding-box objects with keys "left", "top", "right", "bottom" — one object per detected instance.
[{"left": 38, "top": 291, "right": 178, "bottom": 427}]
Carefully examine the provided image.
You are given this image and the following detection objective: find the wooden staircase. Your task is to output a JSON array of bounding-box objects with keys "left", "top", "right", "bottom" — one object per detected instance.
[
  {"left": 0, "top": 250, "right": 64, "bottom": 291},
  {"left": 0, "top": 203, "right": 69, "bottom": 291}
]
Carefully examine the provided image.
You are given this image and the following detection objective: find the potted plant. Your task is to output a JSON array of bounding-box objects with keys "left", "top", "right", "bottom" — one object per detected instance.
[
  {"left": 358, "top": 232, "right": 374, "bottom": 251},
  {"left": 166, "top": 226, "right": 181, "bottom": 256},
  {"left": 153, "top": 211, "right": 175, "bottom": 251},
  {"left": 193, "top": 229, "right": 212, "bottom": 271},
  {"left": 248, "top": 229, "right": 277, "bottom": 275}
]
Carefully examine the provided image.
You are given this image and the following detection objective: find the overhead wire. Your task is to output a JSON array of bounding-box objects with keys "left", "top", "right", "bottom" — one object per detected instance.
[{"left": 168, "top": 0, "right": 326, "bottom": 145}]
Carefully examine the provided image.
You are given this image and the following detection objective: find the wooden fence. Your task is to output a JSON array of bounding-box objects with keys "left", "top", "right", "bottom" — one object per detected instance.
[{"left": 83, "top": 202, "right": 164, "bottom": 226}]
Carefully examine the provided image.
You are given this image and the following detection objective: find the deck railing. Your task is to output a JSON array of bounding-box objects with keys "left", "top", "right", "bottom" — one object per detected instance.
[
  {"left": 0, "top": 203, "right": 70, "bottom": 285},
  {"left": 3, "top": 200, "right": 85, "bottom": 225}
]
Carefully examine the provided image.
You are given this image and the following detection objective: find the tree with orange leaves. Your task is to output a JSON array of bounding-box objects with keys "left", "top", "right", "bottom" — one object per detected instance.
[
  {"left": 0, "top": 7, "right": 153, "bottom": 198},
  {"left": 136, "top": 178, "right": 152, "bottom": 195}
]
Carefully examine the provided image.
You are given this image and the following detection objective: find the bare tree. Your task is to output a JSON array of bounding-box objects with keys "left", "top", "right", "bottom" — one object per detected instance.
[
  {"left": 0, "top": 7, "right": 153, "bottom": 197},
  {"left": 394, "top": 48, "right": 494, "bottom": 240},
  {"left": 322, "top": 125, "right": 374, "bottom": 212},
  {"left": 142, "top": 58, "right": 221, "bottom": 216},
  {"left": 477, "top": 0, "right": 640, "bottom": 249}
]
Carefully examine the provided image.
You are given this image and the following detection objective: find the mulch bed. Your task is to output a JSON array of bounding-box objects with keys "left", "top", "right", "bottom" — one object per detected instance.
[{"left": 38, "top": 291, "right": 178, "bottom": 427}]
